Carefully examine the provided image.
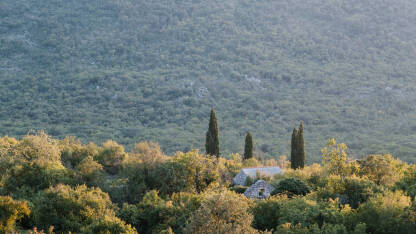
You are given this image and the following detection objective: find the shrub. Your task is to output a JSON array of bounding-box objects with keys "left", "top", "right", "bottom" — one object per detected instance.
[
  {"left": 14, "top": 131, "right": 61, "bottom": 163},
  {"left": 251, "top": 198, "right": 281, "bottom": 231},
  {"left": 229, "top": 185, "right": 248, "bottom": 194},
  {"left": 355, "top": 190, "right": 413, "bottom": 234},
  {"left": 60, "top": 137, "right": 99, "bottom": 168},
  {"left": 185, "top": 189, "right": 257, "bottom": 233},
  {"left": 155, "top": 151, "right": 218, "bottom": 195},
  {"left": 407, "top": 184, "right": 416, "bottom": 199},
  {"left": 81, "top": 215, "right": 137, "bottom": 234},
  {"left": 358, "top": 154, "right": 405, "bottom": 187},
  {"left": 271, "top": 178, "right": 310, "bottom": 197},
  {"left": 31, "top": 184, "right": 128, "bottom": 233},
  {"left": 76, "top": 156, "right": 104, "bottom": 186},
  {"left": 4, "top": 161, "right": 73, "bottom": 195},
  {"left": 119, "top": 191, "right": 201, "bottom": 234},
  {"left": 96, "top": 140, "right": 127, "bottom": 174},
  {"left": 0, "top": 196, "right": 30, "bottom": 233},
  {"left": 317, "top": 176, "right": 382, "bottom": 208}
]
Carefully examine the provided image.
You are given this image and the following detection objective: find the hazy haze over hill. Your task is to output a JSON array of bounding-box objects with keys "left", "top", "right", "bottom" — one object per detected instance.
[{"left": 1, "top": 0, "right": 416, "bottom": 162}]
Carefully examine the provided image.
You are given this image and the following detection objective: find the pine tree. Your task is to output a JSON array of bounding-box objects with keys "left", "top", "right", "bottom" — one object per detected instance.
[
  {"left": 297, "top": 121, "right": 305, "bottom": 169},
  {"left": 243, "top": 132, "right": 254, "bottom": 160},
  {"left": 290, "top": 127, "right": 298, "bottom": 169},
  {"left": 205, "top": 109, "right": 219, "bottom": 157}
]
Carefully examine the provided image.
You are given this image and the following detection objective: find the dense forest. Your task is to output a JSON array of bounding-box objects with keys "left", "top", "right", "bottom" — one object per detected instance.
[
  {"left": 1, "top": 0, "right": 416, "bottom": 162},
  {"left": 1, "top": 131, "right": 416, "bottom": 233}
]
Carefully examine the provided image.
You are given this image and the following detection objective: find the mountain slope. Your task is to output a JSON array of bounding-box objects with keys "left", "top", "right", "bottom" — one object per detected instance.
[{"left": 1, "top": 0, "right": 416, "bottom": 162}]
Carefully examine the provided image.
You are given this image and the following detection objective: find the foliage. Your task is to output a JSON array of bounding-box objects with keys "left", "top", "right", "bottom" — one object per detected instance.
[
  {"left": 396, "top": 165, "right": 416, "bottom": 190},
  {"left": 277, "top": 197, "right": 321, "bottom": 228},
  {"left": 13, "top": 131, "right": 61, "bottom": 163},
  {"left": 297, "top": 123, "right": 305, "bottom": 169},
  {"left": 76, "top": 156, "right": 104, "bottom": 186},
  {"left": 358, "top": 154, "right": 405, "bottom": 186},
  {"left": 321, "top": 139, "right": 348, "bottom": 177},
  {"left": 251, "top": 197, "right": 281, "bottom": 231},
  {"left": 205, "top": 109, "right": 220, "bottom": 158},
  {"left": 243, "top": 157, "right": 262, "bottom": 168},
  {"left": 317, "top": 176, "right": 381, "bottom": 209},
  {"left": 2, "top": 132, "right": 416, "bottom": 232},
  {"left": 4, "top": 161, "right": 73, "bottom": 196},
  {"left": 60, "top": 137, "right": 99, "bottom": 168},
  {"left": 406, "top": 184, "right": 416, "bottom": 199},
  {"left": 31, "top": 184, "right": 133, "bottom": 233},
  {"left": 216, "top": 154, "right": 244, "bottom": 185},
  {"left": 274, "top": 196, "right": 351, "bottom": 232},
  {"left": 354, "top": 191, "right": 414, "bottom": 234},
  {"left": 157, "top": 151, "right": 219, "bottom": 194},
  {"left": 230, "top": 185, "right": 248, "bottom": 194},
  {"left": 121, "top": 141, "right": 167, "bottom": 203},
  {"left": 291, "top": 127, "right": 299, "bottom": 169},
  {"left": 244, "top": 132, "right": 254, "bottom": 160},
  {"left": 3, "top": 0, "right": 416, "bottom": 162},
  {"left": 185, "top": 189, "right": 257, "bottom": 234},
  {"left": 0, "top": 196, "right": 30, "bottom": 233},
  {"left": 281, "top": 164, "right": 325, "bottom": 189},
  {"left": 80, "top": 215, "right": 137, "bottom": 234},
  {"left": 125, "top": 150, "right": 217, "bottom": 203},
  {"left": 271, "top": 178, "right": 310, "bottom": 197},
  {"left": 119, "top": 191, "right": 201, "bottom": 234},
  {"left": 291, "top": 122, "right": 305, "bottom": 169},
  {"left": 276, "top": 223, "right": 349, "bottom": 234},
  {"left": 96, "top": 140, "right": 127, "bottom": 175},
  {"left": 28, "top": 227, "right": 55, "bottom": 234}
]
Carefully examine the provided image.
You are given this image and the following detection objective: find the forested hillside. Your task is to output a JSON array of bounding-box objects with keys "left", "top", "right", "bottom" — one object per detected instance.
[{"left": 1, "top": 0, "right": 416, "bottom": 162}]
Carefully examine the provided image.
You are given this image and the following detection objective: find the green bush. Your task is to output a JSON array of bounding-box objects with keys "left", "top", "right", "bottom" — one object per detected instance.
[
  {"left": 119, "top": 191, "right": 201, "bottom": 234},
  {"left": 271, "top": 178, "right": 310, "bottom": 197},
  {"left": 96, "top": 141, "right": 127, "bottom": 175},
  {"left": 4, "top": 161, "right": 74, "bottom": 195},
  {"left": 317, "top": 176, "right": 382, "bottom": 209},
  {"left": 0, "top": 196, "right": 30, "bottom": 233},
  {"left": 251, "top": 198, "right": 281, "bottom": 231},
  {"left": 31, "top": 184, "right": 129, "bottom": 233},
  {"left": 80, "top": 215, "right": 137, "bottom": 234},
  {"left": 354, "top": 191, "right": 414, "bottom": 234},
  {"left": 229, "top": 185, "right": 248, "bottom": 194}
]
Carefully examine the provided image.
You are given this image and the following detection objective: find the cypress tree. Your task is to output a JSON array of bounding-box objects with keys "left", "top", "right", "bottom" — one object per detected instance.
[
  {"left": 205, "top": 109, "right": 219, "bottom": 158},
  {"left": 297, "top": 121, "right": 305, "bottom": 169},
  {"left": 290, "top": 127, "right": 298, "bottom": 169},
  {"left": 243, "top": 132, "right": 254, "bottom": 160}
]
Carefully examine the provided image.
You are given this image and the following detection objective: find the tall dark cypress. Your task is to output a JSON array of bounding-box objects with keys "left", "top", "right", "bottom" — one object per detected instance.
[
  {"left": 244, "top": 132, "right": 254, "bottom": 160},
  {"left": 297, "top": 121, "right": 305, "bottom": 169},
  {"left": 205, "top": 109, "right": 219, "bottom": 157},
  {"left": 290, "top": 127, "right": 298, "bottom": 169}
]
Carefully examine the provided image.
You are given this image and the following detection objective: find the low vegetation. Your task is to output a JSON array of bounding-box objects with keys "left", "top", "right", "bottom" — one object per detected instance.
[{"left": 1, "top": 131, "right": 416, "bottom": 233}]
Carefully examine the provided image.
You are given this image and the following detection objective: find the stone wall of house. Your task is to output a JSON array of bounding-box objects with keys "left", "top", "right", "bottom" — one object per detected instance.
[{"left": 244, "top": 180, "right": 275, "bottom": 199}]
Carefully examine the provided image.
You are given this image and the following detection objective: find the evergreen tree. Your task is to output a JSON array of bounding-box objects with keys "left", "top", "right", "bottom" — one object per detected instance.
[
  {"left": 290, "top": 127, "right": 298, "bottom": 169},
  {"left": 244, "top": 132, "right": 254, "bottom": 160},
  {"left": 205, "top": 109, "right": 219, "bottom": 157},
  {"left": 297, "top": 121, "right": 305, "bottom": 169},
  {"left": 290, "top": 122, "right": 306, "bottom": 169}
]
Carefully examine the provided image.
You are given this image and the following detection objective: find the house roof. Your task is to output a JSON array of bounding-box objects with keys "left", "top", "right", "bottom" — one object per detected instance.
[{"left": 241, "top": 166, "right": 283, "bottom": 177}]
